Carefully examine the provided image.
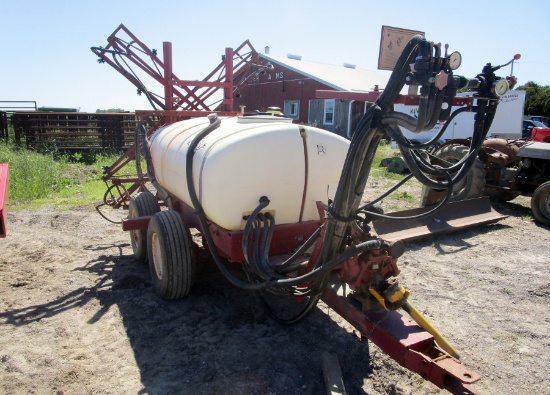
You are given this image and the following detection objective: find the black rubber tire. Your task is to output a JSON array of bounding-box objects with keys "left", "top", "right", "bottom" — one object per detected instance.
[
  {"left": 420, "top": 144, "right": 486, "bottom": 206},
  {"left": 147, "top": 210, "right": 196, "bottom": 299},
  {"left": 531, "top": 181, "right": 550, "bottom": 226},
  {"left": 128, "top": 192, "right": 160, "bottom": 263}
]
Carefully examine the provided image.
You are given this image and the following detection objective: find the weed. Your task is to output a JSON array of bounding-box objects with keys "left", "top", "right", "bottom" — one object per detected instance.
[
  {"left": 0, "top": 141, "right": 123, "bottom": 208},
  {"left": 392, "top": 191, "right": 415, "bottom": 202}
]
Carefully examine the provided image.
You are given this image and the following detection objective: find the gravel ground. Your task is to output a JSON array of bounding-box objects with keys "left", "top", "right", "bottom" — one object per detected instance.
[{"left": 0, "top": 193, "right": 548, "bottom": 395}]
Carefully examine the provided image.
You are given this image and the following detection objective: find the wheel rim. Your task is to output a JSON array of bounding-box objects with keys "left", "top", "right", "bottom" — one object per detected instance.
[
  {"left": 151, "top": 232, "right": 163, "bottom": 280},
  {"left": 130, "top": 229, "right": 139, "bottom": 249},
  {"left": 128, "top": 207, "right": 139, "bottom": 251}
]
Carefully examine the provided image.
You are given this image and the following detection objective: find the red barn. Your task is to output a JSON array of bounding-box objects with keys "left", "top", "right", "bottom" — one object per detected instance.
[{"left": 233, "top": 50, "right": 393, "bottom": 138}]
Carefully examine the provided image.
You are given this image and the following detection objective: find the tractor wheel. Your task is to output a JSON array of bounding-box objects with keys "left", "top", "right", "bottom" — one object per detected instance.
[
  {"left": 420, "top": 144, "right": 486, "bottom": 207},
  {"left": 147, "top": 210, "right": 196, "bottom": 299},
  {"left": 128, "top": 192, "right": 160, "bottom": 263},
  {"left": 484, "top": 188, "right": 520, "bottom": 202},
  {"left": 531, "top": 181, "right": 550, "bottom": 226}
]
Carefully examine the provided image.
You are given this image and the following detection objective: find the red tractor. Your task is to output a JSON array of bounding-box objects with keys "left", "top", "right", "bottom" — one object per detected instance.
[{"left": 531, "top": 124, "right": 550, "bottom": 142}]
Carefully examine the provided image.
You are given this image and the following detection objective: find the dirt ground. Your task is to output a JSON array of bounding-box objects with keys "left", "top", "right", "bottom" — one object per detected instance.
[{"left": 0, "top": 193, "right": 549, "bottom": 395}]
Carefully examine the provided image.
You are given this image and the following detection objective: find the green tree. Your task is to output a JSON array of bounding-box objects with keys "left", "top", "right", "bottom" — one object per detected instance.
[{"left": 517, "top": 81, "right": 550, "bottom": 117}]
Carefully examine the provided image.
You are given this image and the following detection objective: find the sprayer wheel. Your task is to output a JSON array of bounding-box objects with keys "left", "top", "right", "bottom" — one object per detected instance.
[
  {"left": 147, "top": 210, "right": 196, "bottom": 299},
  {"left": 531, "top": 181, "right": 550, "bottom": 226},
  {"left": 128, "top": 192, "right": 160, "bottom": 263}
]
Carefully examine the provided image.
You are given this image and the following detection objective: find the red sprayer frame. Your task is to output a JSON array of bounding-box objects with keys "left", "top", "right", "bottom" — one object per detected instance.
[
  {"left": 0, "top": 164, "right": 9, "bottom": 238},
  {"left": 91, "top": 24, "right": 261, "bottom": 114},
  {"left": 92, "top": 25, "right": 267, "bottom": 210}
]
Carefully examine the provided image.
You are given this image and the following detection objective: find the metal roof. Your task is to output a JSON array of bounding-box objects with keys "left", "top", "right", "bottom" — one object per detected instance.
[{"left": 260, "top": 53, "right": 392, "bottom": 93}]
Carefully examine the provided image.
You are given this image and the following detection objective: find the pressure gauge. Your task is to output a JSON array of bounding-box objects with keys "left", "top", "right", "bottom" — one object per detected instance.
[
  {"left": 492, "top": 79, "right": 509, "bottom": 97},
  {"left": 449, "top": 51, "right": 462, "bottom": 70}
]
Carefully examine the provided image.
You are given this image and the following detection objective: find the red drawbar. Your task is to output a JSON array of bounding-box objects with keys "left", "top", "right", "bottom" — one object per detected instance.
[{"left": 321, "top": 287, "right": 481, "bottom": 394}]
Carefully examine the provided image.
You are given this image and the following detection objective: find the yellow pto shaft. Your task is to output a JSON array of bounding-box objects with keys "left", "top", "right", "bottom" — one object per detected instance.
[{"left": 369, "top": 284, "right": 460, "bottom": 359}]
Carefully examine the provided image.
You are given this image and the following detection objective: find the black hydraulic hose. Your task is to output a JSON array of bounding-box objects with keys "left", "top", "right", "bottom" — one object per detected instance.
[
  {"left": 272, "top": 239, "right": 390, "bottom": 287},
  {"left": 417, "top": 83, "right": 438, "bottom": 132},
  {"left": 356, "top": 171, "right": 454, "bottom": 221},
  {"left": 381, "top": 107, "right": 485, "bottom": 189},
  {"left": 397, "top": 140, "right": 476, "bottom": 189},
  {"left": 257, "top": 214, "right": 274, "bottom": 279},
  {"left": 424, "top": 88, "right": 444, "bottom": 130},
  {"left": 243, "top": 202, "right": 320, "bottom": 278},
  {"left": 242, "top": 196, "right": 270, "bottom": 266},
  {"left": 260, "top": 213, "right": 276, "bottom": 271},
  {"left": 359, "top": 174, "right": 415, "bottom": 210},
  {"left": 415, "top": 94, "right": 430, "bottom": 132},
  {"left": 275, "top": 225, "right": 323, "bottom": 272},
  {"left": 253, "top": 216, "right": 263, "bottom": 274},
  {"left": 318, "top": 35, "right": 424, "bottom": 269},
  {"left": 185, "top": 117, "right": 268, "bottom": 290},
  {"left": 382, "top": 106, "right": 473, "bottom": 150}
]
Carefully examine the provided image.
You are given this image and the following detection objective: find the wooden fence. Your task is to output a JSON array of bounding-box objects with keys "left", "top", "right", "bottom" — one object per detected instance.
[
  {"left": 0, "top": 112, "right": 7, "bottom": 142},
  {"left": 11, "top": 112, "right": 140, "bottom": 150}
]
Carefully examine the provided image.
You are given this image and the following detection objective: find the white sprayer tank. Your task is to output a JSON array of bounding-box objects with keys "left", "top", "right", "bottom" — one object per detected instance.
[{"left": 149, "top": 115, "right": 350, "bottom": 231}]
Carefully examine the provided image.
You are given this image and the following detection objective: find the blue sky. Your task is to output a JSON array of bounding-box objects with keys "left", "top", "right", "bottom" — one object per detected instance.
[{"left": 2, "top": 0, "right": 548, "bottom": 113}]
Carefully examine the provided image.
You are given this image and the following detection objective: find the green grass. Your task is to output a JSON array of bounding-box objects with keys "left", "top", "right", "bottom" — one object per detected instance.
[
  {"left": 367, "top": 140, "right": 429, "bottom": 211},
  {"left": 0, "top": 142, "right": 125, "bottom": 209},
  {"left": 0, "top": 138, "right": 409, "bottom": 211},
  {"left": 371, "top": 140, "right": 402, "bottom": 178},
  {"left": 392, "top": 191, "right": 415, "bottom": 202}
]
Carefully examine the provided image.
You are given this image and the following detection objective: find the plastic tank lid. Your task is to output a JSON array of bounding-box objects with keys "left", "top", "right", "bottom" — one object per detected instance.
[{"left": 237, "top": 115, "right": 293, "bottom": 124}]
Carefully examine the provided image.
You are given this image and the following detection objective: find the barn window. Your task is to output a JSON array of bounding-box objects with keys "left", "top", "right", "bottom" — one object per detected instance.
[
  {"left": 323, "top": 99, "right": 335, "bottom": 125},
  {"left": 284, "top": 100, "right": 300, "bottom": 119}
]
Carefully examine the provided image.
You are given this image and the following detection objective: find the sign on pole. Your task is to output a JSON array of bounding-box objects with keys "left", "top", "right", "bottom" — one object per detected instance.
[{"left": 378, "top": 26, "right": 424, "bottom": 71}]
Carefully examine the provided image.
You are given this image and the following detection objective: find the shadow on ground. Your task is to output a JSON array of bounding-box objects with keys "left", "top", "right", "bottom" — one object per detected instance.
[
  {"left": 91, "top": 249, "right": 373, "bottom": 395},
  {"left": 1, "top": 242, "right": 374, "bottom": 395}
]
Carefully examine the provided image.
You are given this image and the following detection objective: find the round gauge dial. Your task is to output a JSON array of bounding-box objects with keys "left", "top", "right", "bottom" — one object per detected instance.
[
  {"left": 449, "top": 51, "right": 462, "bottom": 70},
  {"left": 493, "top": 79, "right": 509, "bottom": 97}
]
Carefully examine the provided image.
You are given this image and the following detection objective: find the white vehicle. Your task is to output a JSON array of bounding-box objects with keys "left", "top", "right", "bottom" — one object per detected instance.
[{"left": 394, "top": 90, "right": 526, "bottom": 144}]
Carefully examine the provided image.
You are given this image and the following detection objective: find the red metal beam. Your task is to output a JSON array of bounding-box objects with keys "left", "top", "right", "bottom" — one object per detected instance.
[
  {"left": 0, "top": 164, "right": 9, "bottom": 238},
  {"left": 123, "top": 199, "right": 323, "bottom": 264},
  {"left": 135, "top": 110, "right": 240, "bottom": 119},
  {"left": 315, "top": 90, "right": 474, "bottom": 106},
  {"left": 91, "top": 24, "right": 262, "bottom": 114}
]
